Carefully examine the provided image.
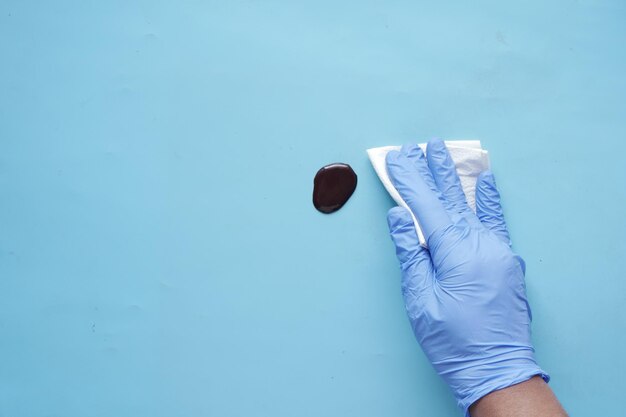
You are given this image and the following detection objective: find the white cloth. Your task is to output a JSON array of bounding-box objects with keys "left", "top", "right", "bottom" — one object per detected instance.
[{"left": 367, "top": 141, "right": 490, "bottom": 247}]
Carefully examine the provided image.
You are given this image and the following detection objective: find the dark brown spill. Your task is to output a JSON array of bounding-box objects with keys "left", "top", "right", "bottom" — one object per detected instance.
[{"left": 313, "top": 163, "right": 357, "bottom": 214}]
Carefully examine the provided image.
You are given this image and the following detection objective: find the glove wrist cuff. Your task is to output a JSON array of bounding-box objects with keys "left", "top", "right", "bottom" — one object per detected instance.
[
  {"left": 441, "top": 350, "right": 550, "bottom": 416},
  {"left": 460, "top": 368, "right": 549, "bottom": 417}
]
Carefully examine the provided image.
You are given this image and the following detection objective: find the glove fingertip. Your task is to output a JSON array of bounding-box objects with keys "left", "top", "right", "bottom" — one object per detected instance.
[
  {"left": 399, "top": 143, "right": 413, "bottom": 155},
  {"left": 387, "top": 206, "right": 424, "bottom": 266},
  {"left": 426, "top": 137, "right": 445, "bottom": 151},
  {"left": 477, "top": 170, "right": 497, "bottom": 188},
  {"left": 401, "top": 143, "right": 426, "bottom": 160},
  {"left": 385, "top": 150, "right": 404, "bottom": 181},
  {"left": 387, "top": 206, "right": 413, "bottom": 232},
  {"left": 385, "top": 149, "right": 401, "bottom": 165},
  {"left": 476, "top": 171, "right": 501, "bottom": 205}
]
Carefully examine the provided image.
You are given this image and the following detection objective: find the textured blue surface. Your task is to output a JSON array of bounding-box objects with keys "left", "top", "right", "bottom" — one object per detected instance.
[{"left": 1, "top": 1, "right": 625, "bottom": 416}]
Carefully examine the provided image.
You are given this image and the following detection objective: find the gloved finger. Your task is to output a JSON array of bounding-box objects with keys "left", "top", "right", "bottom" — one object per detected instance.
[
  {"left": 400, "top": 142, "right": 465, "bottom": 228},
  {"left": 386, "top": 149, "right": 452, "bottom": 243},
  {"left": 426, "top": 138, "right": 473, "bottom": 217},
  {"left": 387, "top": 206, "right": 433, "bottom": 296},
  {"left": 475, "top": 170, "right": 511, "bottom": 245},
  {"left": 388, "top": 206, "right": 427, "bottom": 266},
  {"left": 400, "top": 144, "right": 443, "bottom": 198}
]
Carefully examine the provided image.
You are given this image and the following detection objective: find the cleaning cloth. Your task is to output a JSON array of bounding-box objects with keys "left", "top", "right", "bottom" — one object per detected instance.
[{"left": 367, "top": 140, "right": 490, "bottom": 247}]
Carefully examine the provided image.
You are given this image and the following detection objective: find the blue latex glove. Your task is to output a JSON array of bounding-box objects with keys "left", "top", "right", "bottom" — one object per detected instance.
[{"left": 385, "top": 139, "right": 548, "bottom": 416}]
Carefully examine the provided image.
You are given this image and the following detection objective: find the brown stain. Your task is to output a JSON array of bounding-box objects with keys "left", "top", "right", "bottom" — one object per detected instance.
[{"left": 312, "top": 163, "right": 357, "bottom": 214}]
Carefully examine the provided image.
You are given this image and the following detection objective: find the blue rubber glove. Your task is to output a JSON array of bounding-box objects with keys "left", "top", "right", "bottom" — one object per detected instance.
[{"left": 385, "top": 139, "right": 548, "bottom": 416}]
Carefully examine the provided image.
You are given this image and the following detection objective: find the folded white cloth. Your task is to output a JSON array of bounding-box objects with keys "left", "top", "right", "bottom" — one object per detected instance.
[{"left": 367, "top": 141, "right": 490, "bottom": 247}]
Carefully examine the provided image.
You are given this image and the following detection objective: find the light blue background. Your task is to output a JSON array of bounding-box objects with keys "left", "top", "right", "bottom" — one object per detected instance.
[{"left": 1, "top": 1, "right": 625, "bottom": 416}]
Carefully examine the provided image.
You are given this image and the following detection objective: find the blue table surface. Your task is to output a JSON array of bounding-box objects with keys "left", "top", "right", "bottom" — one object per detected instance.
[{"left": 1, "top": 1, "right": 625, "bottom": 416}]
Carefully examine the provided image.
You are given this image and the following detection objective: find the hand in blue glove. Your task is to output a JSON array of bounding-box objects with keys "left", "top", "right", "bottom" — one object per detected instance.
[{"left": 386, "top": 139, "right": 548, "bottom": 416}]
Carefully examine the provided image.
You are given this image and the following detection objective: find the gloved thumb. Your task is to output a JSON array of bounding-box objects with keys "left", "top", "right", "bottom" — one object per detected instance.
[
  {"left": 387, "top": 206, "right": 434, "bottom": 300},
  {"left": 387, "top": 206, "right": 430, "bottom": 268}
]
